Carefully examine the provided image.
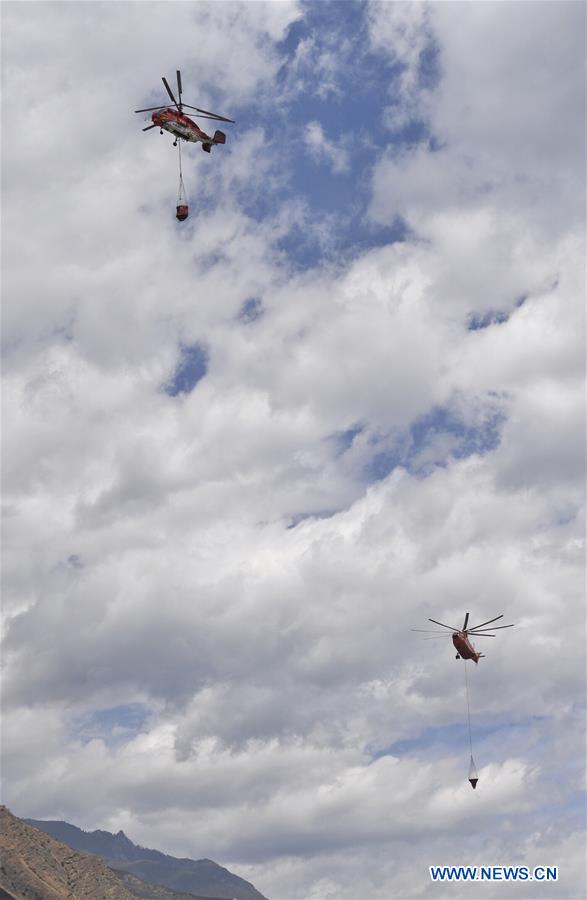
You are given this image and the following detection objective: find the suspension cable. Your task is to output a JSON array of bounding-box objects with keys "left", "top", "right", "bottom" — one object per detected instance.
[
  {"left": 464, "top": 659, "right": 474, "bottom": 759},
  {"left": 177, "top": 140, "right": 186, "bottom": 204}
]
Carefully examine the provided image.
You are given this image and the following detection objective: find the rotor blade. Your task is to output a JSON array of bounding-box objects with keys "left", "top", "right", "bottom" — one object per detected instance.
[
  {"left": 469, "top": 624, "right": 515, "bottom": 632},
  {"left": 184, "top": 113, "right": 233, "bottom": 122},
  {"left": 134, "top": 106, "right": 169, "bottom": 113},
  {"left": 142, "top": 124, "right": 157, "bottom": 131},
  {"left": 468, "top": 614, "right": 504, "bottom": 631},
  {"left": 428, "top": 618, "right": 461, "bottom": 632},
  {"left": 410, "top": 629, "right": 451, "bottom": 634},
  {"left": 182, "top": 103, "right": 235, "bottom": 123},
  {"left": 463, "top": 612, "right": 470, "bottom": 631},
  {"left": 421, "top": 636, "right": 453, "bottom": 640},
  {"left": 468, "top": 633, "right": 496, "bottom": 637},
  {"left": 162, "top": 76, "right": 179, "bottom": 109},
  {"left": 177, "top": 70, "right": 183, "bottom": 99}
]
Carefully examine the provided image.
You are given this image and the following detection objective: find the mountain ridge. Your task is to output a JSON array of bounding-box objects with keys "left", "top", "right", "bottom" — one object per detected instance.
[
  {"left": 24, "top": 816, "right": 267, "bottom": 900},
  {"left": 1, "top": 806, "right": 135, "bottom": 899}
]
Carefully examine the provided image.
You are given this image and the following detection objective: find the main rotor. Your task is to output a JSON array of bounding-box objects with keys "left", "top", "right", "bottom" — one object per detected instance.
[
  {"left": 411, "top": 612, "right": 516, "bottom": 639},
  {"left": 134, "top": 69, "right": 235, "bottom": 124}
]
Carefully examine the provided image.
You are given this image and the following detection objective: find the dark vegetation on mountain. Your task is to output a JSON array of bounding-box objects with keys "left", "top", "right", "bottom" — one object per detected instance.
[
  {"left": 25, "top": 816, "right": 267, "bottom": 900},
  {"left": 112, "top": 869, "right": 225, "bottom": 900}
]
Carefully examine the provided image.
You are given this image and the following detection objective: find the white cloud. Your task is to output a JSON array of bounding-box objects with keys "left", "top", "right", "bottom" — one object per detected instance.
[
  {"left": 282, "top": 31, "right": 357, "bottom": 103},
  {"left": 368, "top": 1, "right": 585, "bottom": 233},
  {"left": 367, "top": 0, "right": 435, "bottom": 131},
  {"left": 2, "top": 2, "right": 585, "bottom": 899},
  {"left": 304, "top": 122, "right": 350, "bottom": 174}
]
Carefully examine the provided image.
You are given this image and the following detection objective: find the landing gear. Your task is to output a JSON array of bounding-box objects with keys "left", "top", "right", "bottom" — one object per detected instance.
[
  {"left": 160, "top": 130, "right": 163, "bottom": 135},
  {"left": 173, "top": 139, "right": 178, "bottom": 147},
  {"left": 455, "top": 654, "right": 461, "bottom": 659}
]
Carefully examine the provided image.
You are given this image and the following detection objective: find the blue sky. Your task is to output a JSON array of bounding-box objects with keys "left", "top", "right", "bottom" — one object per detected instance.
[
  {"left": 73, "top": 703, "right": 151, "bottom": 747},
  {"left": 176, "top": 0, "right": 426, "bottom": 266},
  {"left": 2, "top": 2, "right": 585, "bottom": 898}
]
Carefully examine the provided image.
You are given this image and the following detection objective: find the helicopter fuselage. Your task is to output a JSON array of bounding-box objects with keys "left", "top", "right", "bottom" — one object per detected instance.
[
  {"left": 452, "top": 631, "right": 483, "bottom": 663},
  {"left": 152, "top": 108, "right": 225, "bottom": 150}
]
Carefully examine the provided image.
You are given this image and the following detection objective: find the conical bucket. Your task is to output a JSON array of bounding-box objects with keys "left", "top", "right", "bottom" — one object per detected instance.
[
  {"left": 468, "top": 755, "right": 478, "bottom": 789},
  {"left": 176, "top": 166, "right": 188, "bottom": 221}
]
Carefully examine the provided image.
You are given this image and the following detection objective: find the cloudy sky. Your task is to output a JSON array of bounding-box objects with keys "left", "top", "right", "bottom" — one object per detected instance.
[{"left": 2, "top": 2, "right": 585, "bottom": 898}]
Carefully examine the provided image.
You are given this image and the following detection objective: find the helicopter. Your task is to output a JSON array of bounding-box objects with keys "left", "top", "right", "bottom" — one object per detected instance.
[
  {"left": 134, "top": 70, "right": 234, "bottom": 153},
  {"left": 411, "top": 612, "right": 515, "bottom": 663}
]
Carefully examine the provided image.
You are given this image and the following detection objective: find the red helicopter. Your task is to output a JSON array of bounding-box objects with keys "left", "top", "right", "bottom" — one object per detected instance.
[
  {"left": 135, "top": 70, "right": 234, "bottom": 153},
  {"left": 412, "top": 612, "right": 515, "bottom": 663}
]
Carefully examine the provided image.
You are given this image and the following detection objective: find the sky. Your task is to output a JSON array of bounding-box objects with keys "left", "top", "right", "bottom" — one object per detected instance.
[{"left": 1, "top": 2, "right": 585, "bottom": 898}]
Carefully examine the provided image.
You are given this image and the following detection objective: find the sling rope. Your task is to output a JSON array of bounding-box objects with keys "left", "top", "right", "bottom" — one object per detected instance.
[
  {"left": 177, "top": 141, "right": 186, "bottom": 203},
  {"left": 464, "top": 659, "right": 473, "bottom": 758}
]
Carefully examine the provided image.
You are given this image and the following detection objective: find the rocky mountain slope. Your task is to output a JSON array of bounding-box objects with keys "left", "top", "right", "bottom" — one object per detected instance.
[
  {"left": 1, "top": 805, "right": 135, "bottom": 899},
  {"left": 0, "top": 808, "right": 226, "bottom": 900},
  {"left": 25, "top": 816, "right": 266, "bottom": 900}
]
